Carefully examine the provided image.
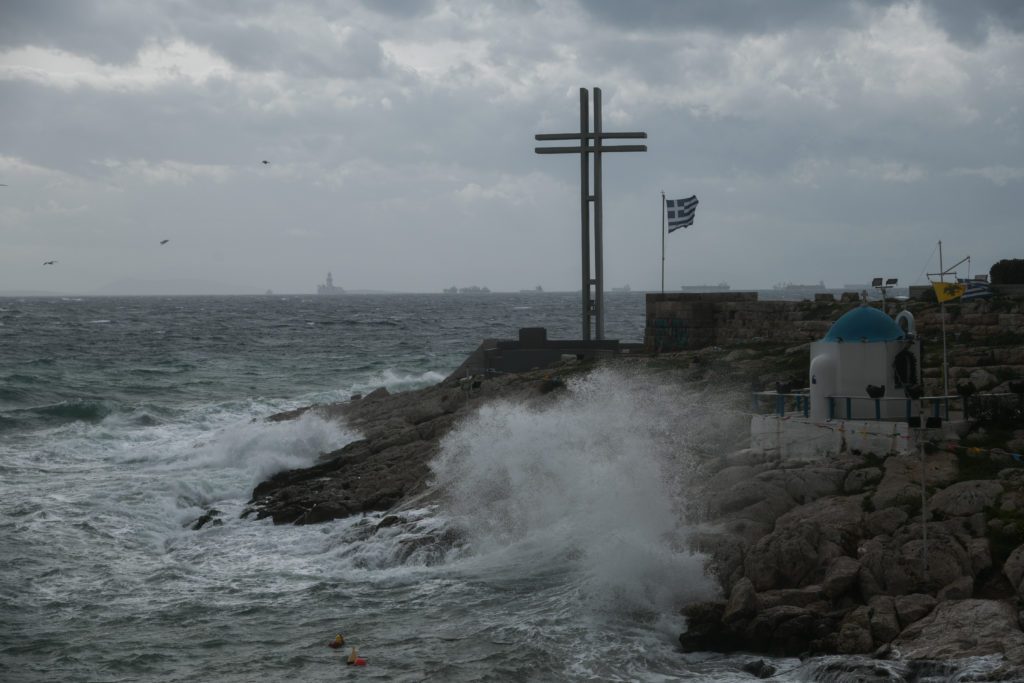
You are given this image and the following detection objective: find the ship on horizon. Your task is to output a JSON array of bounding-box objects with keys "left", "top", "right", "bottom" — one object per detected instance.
[
  {"left": 317, "top": 272, "right": 344, "bottom": 296},
  {"left": 679, "top": 281, "right": 730, "bottom": 292},
  {"left": 443, "top": 285, "right": 491, "bottom": 294}
]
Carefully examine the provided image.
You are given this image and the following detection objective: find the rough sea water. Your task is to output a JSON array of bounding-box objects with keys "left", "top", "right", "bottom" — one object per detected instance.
[{"left": 0, "top": 294, "right": 1003, "bottom": 682}]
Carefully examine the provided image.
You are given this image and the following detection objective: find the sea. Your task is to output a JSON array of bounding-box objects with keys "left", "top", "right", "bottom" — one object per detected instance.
[{"left": 0, "top": 293, "right": 1002, "bottom": 682}]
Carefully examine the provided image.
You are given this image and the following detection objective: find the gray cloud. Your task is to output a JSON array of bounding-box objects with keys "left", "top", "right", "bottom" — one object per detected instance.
[
  {"left": 1, "top": 0, "right": 1021, "bottom": 296},
  {"left": 578, "top": 0, "right": 885, "bottom": 34}
]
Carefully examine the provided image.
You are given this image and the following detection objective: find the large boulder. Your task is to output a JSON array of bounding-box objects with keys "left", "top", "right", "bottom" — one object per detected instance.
[
  {"left": 753, "top": 467, "right": 848, "bottom": 506},
  {"left": 857, "top": 525, "right": 972, "bottom": 598},
  {"left": 746, "top": 605, "right": 834, "bottom": 656},
  {"left": 744, "top": 496, "right": 864, "bottom": 591},
  {"left": 723, "top": 577, "right": 758, "bottom": 623},
  {"left": 1002, "top": 544, "right": 1024, "bottom": 596},
  {"left": 867, "top": 595, "right": 901, "bottom": 643},
  {"left": 822, "top": 555, "right": 861, "bottom": 599},
  {"left": 894, "top": 599, "right": 1024, "bottom": 665},
  {"left": 893, "top": 593, "right": 936, "bottom": 627},
  {"left": 836, "top": 606, "right": 874, "bottom": 654},
  {"left": 929, "top": 480, "right": 1003, "bottom": 519},
  {"left": 871, "top": 451, "right": 958, "bottom": 510}
]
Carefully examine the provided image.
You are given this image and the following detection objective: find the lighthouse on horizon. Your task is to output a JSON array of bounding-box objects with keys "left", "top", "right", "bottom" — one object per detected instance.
[{"left": 317, "top": 272, "right": 345, "bottom": 296}]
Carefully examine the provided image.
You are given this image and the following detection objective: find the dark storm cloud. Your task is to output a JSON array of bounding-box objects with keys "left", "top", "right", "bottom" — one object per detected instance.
[
  {"left": 919, "top": 0, "right": 1024, "bottom": 45},
  {"left": 0, "top": 0, "right": 163, "bottom": 62},
  {"left": 577, "top": 0, "right": 885, "bottom": 35},
  {"left": 178, "top": 18, "right": 388, "bottom": 79},
  {"left": 580, "top": 0, "right": 1024, "bottom": 43},
  {"left": 356, "top": 0, "right": 438, "bottom": 19},
  {"left": 0, "top": 0, "right": 385, "bottom": 78}
]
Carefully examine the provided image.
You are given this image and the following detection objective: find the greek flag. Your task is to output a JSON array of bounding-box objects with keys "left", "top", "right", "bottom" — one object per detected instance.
[
  {"left": 961, "top": 279, "right": 993, "bottom": 300},
  {"left": 666, "top": 195, "right": 698, "bottom": 232}
]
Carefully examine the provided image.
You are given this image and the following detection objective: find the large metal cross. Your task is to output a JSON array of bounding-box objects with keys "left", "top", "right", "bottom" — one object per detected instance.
[{"left": 535, "top": 87, "right": 646, "bottom": 340}]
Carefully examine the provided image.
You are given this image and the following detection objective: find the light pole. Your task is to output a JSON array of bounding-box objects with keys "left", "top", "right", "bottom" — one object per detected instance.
[{"left": 872, "top": 277, "right": 898, "bottom": 313}]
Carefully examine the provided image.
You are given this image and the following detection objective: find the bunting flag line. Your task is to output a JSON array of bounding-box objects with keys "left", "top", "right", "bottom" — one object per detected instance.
[{"left": 666, "top": 195, "right": 698, "bottom": 232}]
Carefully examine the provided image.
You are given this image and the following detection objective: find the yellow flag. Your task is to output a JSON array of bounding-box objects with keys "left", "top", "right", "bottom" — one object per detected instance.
[{"left": 933, "top": 281, "right": 966, "bottom": 302}]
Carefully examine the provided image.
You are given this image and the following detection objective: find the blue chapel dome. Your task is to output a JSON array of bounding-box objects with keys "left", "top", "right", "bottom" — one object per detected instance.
[{"left": 822, "top": 306, "right": 906, "bottom": 343}]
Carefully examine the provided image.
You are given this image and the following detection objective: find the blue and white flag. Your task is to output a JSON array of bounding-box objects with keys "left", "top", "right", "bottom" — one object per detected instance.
[
  {"left": 960, "top": 279, "right": 993, "bottom": 300},
  {"left": 666, "top": 195, "right": 698, "bottom": 232}
]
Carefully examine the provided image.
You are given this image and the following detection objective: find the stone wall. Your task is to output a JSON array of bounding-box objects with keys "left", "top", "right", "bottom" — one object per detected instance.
[
  {"left": 645, "top": 292, "right": 833, "bottom": 351},
  {"left": 645, "top": 292, "right": 1024, "bottom": 393}
]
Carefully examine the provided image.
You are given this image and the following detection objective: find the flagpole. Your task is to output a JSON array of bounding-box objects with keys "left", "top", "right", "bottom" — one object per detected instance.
[
  {"left": 660, "top": 191, "right": 666, "bottom": 293},
  {"left": 939, "top": 240, "right": 949, "bottom": 398}
]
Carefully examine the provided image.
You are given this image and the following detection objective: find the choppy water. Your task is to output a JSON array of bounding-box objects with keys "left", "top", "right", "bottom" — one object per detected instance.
[{"left": 0, "top": 294, "right": 1002, "bottom": 681}]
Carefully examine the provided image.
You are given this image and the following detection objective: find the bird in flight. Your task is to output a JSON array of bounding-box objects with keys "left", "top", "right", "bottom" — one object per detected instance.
[
  {"left": 261, "top": 160, "right": 270, "bottom": 165},
  {"left": 160, "top": 239, "right": 169, "bottom": 245},
  {"left": 43, "top": 260, "right": 57, "bottom": 265}
]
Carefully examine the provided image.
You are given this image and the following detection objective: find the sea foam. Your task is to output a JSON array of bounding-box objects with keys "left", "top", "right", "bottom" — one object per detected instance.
[{"left": 430, "top": 367, "right": 739, "bottom": 615}]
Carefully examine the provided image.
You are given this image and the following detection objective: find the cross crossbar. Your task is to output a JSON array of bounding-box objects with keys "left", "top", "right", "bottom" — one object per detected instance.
[
  {"left": 535, "top": 145, "right": 648, "bottom": 154},
  {"left": 535, "top": 132, "right": 648, "bottom": 141}
]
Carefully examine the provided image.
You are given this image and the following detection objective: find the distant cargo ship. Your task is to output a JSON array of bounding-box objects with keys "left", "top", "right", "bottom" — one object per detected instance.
[
  {"left": 519, "top": 286, "right": 544, "bottom": 293},
  {"left": 443, "top": 286, "right": 491, "bottom": 293},
  {"left": 679, "top": 281, "right": 730, "bottom": 292},
  {"left": 317, "top": 272, "right": 344, "bottom": 296},
  {"left": 611, "top": 284, "right": 631, "bottom": 292}
]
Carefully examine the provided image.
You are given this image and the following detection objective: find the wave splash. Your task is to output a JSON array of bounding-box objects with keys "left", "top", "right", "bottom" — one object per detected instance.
[{"left": 430, "top": 367, "right": 740, "bottom": 615}]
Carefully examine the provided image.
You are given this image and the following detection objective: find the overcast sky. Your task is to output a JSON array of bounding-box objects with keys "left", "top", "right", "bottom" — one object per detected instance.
[{"left": 1, "top": 0, "right": 1022, "bottom": 295}]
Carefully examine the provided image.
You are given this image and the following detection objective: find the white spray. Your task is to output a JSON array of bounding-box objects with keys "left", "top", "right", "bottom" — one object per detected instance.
[{"left": 431, "top": 367, "right": 741, "bottom": 616}]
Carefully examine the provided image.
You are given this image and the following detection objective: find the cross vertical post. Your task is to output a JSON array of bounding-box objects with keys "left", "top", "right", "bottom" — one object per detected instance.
[
  {"left": 579, "top": 89, "right": 590, "bottom": 340},
  {"left": 535, "top": 87, "right": 647, "bottom": 340},
  {"left": 593, "top": 87, "right": 604, "bottom": 339}
]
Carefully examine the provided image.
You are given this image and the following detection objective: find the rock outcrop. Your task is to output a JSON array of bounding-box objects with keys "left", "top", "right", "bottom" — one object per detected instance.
[
  {"left": 680, "top": 444, "right": 1024, "bottom": 672},
  {"left": 244, "top": 365, "right": 574, "bottom": 524}
]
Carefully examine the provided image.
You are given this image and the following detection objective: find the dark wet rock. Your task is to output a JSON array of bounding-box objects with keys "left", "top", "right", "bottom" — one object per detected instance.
[
  {"left": 375, "top": 515, "right": 404, "bottom": 531},
  {"left": 681, "top": 437, "right": 1024, "bottom": 672},
  {"left": 740, "top": 658, "right": 776, "bottom": 678},
  {"left": 930, "top": 480, "right": 1003, "bottom": 519},
  {"left": 867, "top": 595, "right": 901, "bottom": 644},
  {"left": 248, "top": 366, "right": 577, "bottom": 525},
  {"left": 836, "top": 606, "right": 874, "bottom": 654},
  {"left": 679, "top": 601, "right": 742, "bottom": 653},
  {"left": 893, "top": 593, "right": 936, "bottom": 627},
  {"left": 822, "top": 555, "right": 861, "bottom": 599},
  {"left": 844, "top": 466, "right": 883, "bottom": 494},
  {"left": 894, "top": 599, "right": 1024, "bottom": 664},
  {"left": 723, "top": 577, "right": 758, "bottom": 623},
  {"left": 190, "top": 509, "right": 223, "bottom": 530}
]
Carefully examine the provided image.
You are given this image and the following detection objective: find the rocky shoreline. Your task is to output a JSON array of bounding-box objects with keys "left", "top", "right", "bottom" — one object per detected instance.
[
  {"left": 681, "top": 440, "right": 1024, "bottom": 675},
  {"left": 244, "top": 365, "right": 574, "bottom": 525},
  {"left": 241, "top": 296, "right": 1024, "bottom": 674}
]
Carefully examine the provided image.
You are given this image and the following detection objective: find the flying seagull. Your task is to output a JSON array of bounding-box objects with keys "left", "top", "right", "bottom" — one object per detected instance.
[
  {"left": 160, "top": 239, "right": 169, "bottom": 245},
  {"left": 43, "top": 260, "right": 57, "bottom": 265},
  {"left": 261, "top": 160, "right": 269, "bottom": 165}
]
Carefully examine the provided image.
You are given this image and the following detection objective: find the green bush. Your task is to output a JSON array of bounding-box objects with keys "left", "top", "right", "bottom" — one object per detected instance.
[{"left": 990, "top": 259, "right": 1024, "bottom": 284}]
